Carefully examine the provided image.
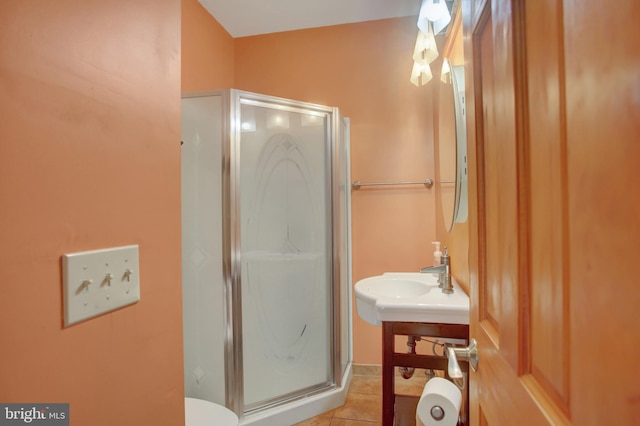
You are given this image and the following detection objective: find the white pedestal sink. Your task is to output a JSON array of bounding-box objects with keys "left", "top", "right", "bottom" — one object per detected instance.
[{"left": 354, "top": 272, "right": 469, "bottom": 326}]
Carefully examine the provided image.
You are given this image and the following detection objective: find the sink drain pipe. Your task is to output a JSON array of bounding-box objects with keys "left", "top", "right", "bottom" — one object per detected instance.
[{"left": 398, "top": 335, "right": 421, "bottom": 379}]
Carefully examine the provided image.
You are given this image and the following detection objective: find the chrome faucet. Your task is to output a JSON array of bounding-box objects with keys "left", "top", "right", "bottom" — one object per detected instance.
[{"left": 420, "top": 246, "right": 453, "bottom": 294}]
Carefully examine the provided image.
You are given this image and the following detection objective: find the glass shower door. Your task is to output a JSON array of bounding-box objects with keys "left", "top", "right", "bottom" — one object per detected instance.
[{"left": 235, "top": 95, "right": 334, "bottom": 412}]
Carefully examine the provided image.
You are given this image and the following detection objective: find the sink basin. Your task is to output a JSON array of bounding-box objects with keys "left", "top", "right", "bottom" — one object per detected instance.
[
  {"left": 354, "top": 272, "right": 469, "bottom": 326},
  {"left": 358, "top": 278, "right": 432, "bottom": 298}
]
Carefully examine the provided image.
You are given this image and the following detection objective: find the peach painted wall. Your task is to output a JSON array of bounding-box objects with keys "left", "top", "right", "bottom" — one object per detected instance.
[
  {"left": 0, "top": 1, "right": 184, "bottom": 425},
  {"left": 182, "top": 0, "right": 234, "bottom": 92},
  {"left": 234, "top": 17, "right": 437, "bottom": 365}
]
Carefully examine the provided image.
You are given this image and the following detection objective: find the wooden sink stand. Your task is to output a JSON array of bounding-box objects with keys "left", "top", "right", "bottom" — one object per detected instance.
[{"left": 382, "top": 321, "right": 469, "bottom": 426}]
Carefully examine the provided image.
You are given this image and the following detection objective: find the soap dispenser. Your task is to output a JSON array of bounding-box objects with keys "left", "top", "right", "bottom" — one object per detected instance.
[{"left": 432, "top": 241, "right": 443, "bottom": 265}]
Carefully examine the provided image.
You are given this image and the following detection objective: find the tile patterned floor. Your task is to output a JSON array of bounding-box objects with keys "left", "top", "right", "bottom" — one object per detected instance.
[{"left": 293, "top": 365, "right": 428, "bottom": 426}]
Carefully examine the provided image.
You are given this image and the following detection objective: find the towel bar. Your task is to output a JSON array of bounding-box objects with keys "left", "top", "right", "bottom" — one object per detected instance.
[{"left": 351, "top": 178, "right": 434, "bottom": 190}]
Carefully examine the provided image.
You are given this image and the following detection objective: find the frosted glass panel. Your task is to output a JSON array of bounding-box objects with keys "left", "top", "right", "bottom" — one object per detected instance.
[
  {"left": 239, "top": 103, "right": 331, "bottom": 408},
  {"left": 338, "top": 117, "right": 352, "bottom": 378},
  {"left": 181, "top": 96, "right": 226, "bottom": 404}
]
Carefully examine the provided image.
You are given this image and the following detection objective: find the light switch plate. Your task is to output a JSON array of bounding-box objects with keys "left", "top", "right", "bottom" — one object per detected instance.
[{"left": 62, "top": 245, "right": 140, "bottom": 327}]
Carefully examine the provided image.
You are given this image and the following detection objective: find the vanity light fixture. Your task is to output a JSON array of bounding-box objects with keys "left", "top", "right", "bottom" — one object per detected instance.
[
  {"left": 418, "top": 0, "right": 452, "bottom": 36},
  {"left": 410, "top": 53, "right": 433, "bottom": 86},
  {"left": 410, "top": 26, "right": 437, "bottom": 86},
  {"left": 410, "top": 0, "right": 453, "bottom": 86},
  {"left": 440, "top": 58, "right": 451, "bottom": 83}
]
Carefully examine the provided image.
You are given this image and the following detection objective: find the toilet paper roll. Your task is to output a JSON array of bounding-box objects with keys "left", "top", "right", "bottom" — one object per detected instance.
[{"left": 416, "top": 377, "right": 462, "bottom": 426}]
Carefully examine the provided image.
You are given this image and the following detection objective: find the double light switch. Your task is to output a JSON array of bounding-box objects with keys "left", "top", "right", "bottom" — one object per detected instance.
[{"left": 62, "top": 245, "right": 140, "bottom": 327}]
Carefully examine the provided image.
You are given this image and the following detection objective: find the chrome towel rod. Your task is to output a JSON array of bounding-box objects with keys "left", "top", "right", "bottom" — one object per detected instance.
[{"left": 351, "top": 178, "right": 434, "bottom": 190}]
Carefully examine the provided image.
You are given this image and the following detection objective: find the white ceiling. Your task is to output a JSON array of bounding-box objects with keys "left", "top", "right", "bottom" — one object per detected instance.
[{"left": 198, "top": 0, "right": 423, "bottom": 38}]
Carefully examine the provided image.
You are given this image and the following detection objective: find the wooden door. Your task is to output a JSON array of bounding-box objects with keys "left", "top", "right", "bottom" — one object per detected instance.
[{"left": 463, "top": 0, "right": 640, "bottom": 424}]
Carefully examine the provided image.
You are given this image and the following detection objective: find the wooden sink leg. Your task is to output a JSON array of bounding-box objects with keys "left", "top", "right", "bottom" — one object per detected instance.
[{"left": 382, "top": 322, "right": 395, "bottom": 426}]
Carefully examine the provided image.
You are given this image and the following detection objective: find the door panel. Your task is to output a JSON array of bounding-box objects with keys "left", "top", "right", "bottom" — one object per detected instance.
[
  {"left": 477, "top": 11, "right": 501, "bottom": 336},
  {"left": 563, "top": 0, "right": 640, "bottom": 424},
  {"left": 525, "top": 0, "right": 570, "bottom": 415},
  {"left": 466, "top": 0, "right": 568, "bottom": 423},
  {"left": 465, "top": 0, "right": 640, "bottom": 424}
]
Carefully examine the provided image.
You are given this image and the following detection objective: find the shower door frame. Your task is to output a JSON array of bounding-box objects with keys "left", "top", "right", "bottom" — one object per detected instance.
[{"left": 219, "top": 89, "right": 346, "bottom": 418}]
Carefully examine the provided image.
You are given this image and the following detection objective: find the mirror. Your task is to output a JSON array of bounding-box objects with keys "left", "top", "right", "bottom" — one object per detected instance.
[{"left": 438, "top": 58, "right": 468, "bottom": 232}]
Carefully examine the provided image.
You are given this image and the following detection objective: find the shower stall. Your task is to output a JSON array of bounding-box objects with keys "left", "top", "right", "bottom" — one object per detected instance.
[{"left": 181, "top": 90, "right": 352, "bottom": 425}]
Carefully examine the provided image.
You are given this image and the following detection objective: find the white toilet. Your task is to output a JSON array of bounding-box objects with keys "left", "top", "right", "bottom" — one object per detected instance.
[{"left": 184, "top": 397, "right": 239, "bottom": 426}]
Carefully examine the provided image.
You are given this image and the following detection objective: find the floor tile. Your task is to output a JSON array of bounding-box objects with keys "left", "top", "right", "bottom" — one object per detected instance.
[
  {"left": 333, "top": 392, "right": 382, "bottom": 423},
  {"left": 295, "top": 365, "right": 434, "bottom": 426},
  {"left": 349, "top": 374, "right": 382, "bottom": 395}
]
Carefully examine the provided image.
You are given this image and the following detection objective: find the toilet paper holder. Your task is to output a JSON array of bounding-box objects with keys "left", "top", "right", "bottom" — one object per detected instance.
[{"left": 446, "top": 339, "right": 479, "bottom": 378}]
